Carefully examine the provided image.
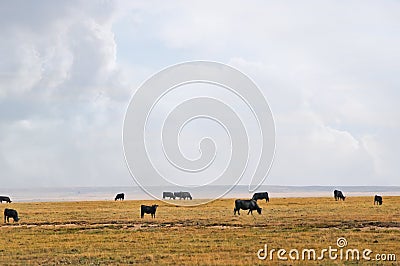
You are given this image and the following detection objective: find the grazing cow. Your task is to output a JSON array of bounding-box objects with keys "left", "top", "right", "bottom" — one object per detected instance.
[
  {"left": 4, "top": 208, "right": 19, "bottom": 223},
  {"left": 162, "top": 192, "right": 176, "bottom": 200},
  {"left": 174, "top": 191, "right": 192, "bottom": 200},
  {"left": 141, "top": 205, "right": 158, "bottom": 218},
  {"left": 374, "top": 195, "right": 383, "bottom": 205},
  {"left": 115, "top": 193, "right": 125, "bottom": 201},
  {"left": 234, "top": 199, "right": 262, "bottom": 215},
  {"left": 252, "top": 192, "right": 269, "bottom": 203},
  {"left": 334, "top": 190, "right": 346, "bottom": 201},
  {"left": 0, "top": 196, "right": 12, "bottom": 203}
]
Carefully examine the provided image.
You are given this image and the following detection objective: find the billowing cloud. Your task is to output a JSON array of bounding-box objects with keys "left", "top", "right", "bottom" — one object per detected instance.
[{"left": 0, "top": 0, "right": 399, "bottom": 188}]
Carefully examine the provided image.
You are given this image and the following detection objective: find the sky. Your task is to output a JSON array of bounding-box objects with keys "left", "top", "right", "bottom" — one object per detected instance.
[{"left": 0, "top": 0, "right": 399, "bottom": 188}]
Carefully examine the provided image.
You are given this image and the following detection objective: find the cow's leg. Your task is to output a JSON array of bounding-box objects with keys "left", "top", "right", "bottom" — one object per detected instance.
[{"left": 235, "top": 208, "right": 240, "bottom": 215}]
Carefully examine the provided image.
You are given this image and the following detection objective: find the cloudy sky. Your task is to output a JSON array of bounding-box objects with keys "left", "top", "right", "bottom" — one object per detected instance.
[{"left": 1, "top": 0, "right": 399, "bottom": 188}]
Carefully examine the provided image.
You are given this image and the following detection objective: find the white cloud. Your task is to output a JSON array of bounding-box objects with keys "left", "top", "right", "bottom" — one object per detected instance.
[{"left": 0, "top": 0, "right": 399, "bottom": 188}]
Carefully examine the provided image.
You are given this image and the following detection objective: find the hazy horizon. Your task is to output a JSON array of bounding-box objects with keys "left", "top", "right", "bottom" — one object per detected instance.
[{"left": 2, "top": 185, "right": 400, "bottom": 203}]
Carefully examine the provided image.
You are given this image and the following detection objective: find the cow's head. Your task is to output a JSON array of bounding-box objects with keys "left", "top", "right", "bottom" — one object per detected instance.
[
  {"left": 257, "top": 208, "right": 262, "bottom": 215},
  {"left": 153, "top": 204, "right": 158, "bottom": 209},
  {"left": 343, "top": 196, "right": 346, "bottom": 201}
]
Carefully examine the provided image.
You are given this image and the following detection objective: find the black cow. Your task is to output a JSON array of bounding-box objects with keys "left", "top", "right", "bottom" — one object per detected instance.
[
  {"left": 115, "top": 193, "right": 125, "bottom": 201},
  {"left": 141, "top": 205, "right": 158, "bottom": 218},
  {"left": 334, "top": 190, "right": 346, "bottom": 201},
  {"left": 0, "top": 196, "right": 12, "bottom": 203},
  {"left": 252, "top": 192, "right": 269, "bottom": 203},
  {"left": 4, "top": 208, "right": 19, "bottom": 223},
  {"left": 374, "top": 195, "right": 383, "bottom": 205},
  {"left": 234, "top": 199, "right": 262, "bottom": 215},
  {"left": 174, "top": 191, "right": 192, "bottom": 200},
  {"left": 163, "top": 192, "right": 176, "bottom": 200}
]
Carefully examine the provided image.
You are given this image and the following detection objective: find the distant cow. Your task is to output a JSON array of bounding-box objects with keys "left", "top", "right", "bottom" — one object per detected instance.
[
  {"left": 4, "top": 208, "right": 19, "bottom": 223},
  {"left": 252, "top": 192, "right": 269, "bottom": 203},
  {"left": 174, "top": 191, "right": 192, "bottom": 200},
  {"left": 115, "top": 193, "right": 125, "bottom": 201},
  {"left": 334, "top": 190, "right": 346, "bottom": 201},
  {"left": 141, "top": 205, "right": 158, "bottom": 218},
  {"left": 0, "top": 196, "right": 11, "bottom": 203},
  {"left": 374, "top": 195, "right": 383, "bottom": 205},
  {"left": 163, "top": 192, "right": 176, "bottom": 200},
  {"left": 234, "top": 199, "right": 262, "bottom": 215}
]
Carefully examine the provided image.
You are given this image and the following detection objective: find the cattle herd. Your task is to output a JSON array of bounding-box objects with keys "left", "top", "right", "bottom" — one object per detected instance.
[
  {"left": 0, "top": 190, "right": 385, "bottom": 223},
  {"left": 163, "top": 191, "right": 192, "bottom": 200}
]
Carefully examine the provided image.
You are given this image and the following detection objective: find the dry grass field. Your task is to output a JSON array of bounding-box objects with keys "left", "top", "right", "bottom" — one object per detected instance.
[{"left": 0, "top": 197, "right": 399, "bottom": 265}]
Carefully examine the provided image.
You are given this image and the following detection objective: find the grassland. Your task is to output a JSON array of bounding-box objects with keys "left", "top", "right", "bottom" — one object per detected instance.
[{"left": 0, "top": 197, "right": 399, "bottom": 265}]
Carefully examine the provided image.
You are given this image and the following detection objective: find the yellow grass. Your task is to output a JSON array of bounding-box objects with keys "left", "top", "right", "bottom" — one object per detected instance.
[{"left": 0, "top": 197, "right": 399, "bottom": 265}]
